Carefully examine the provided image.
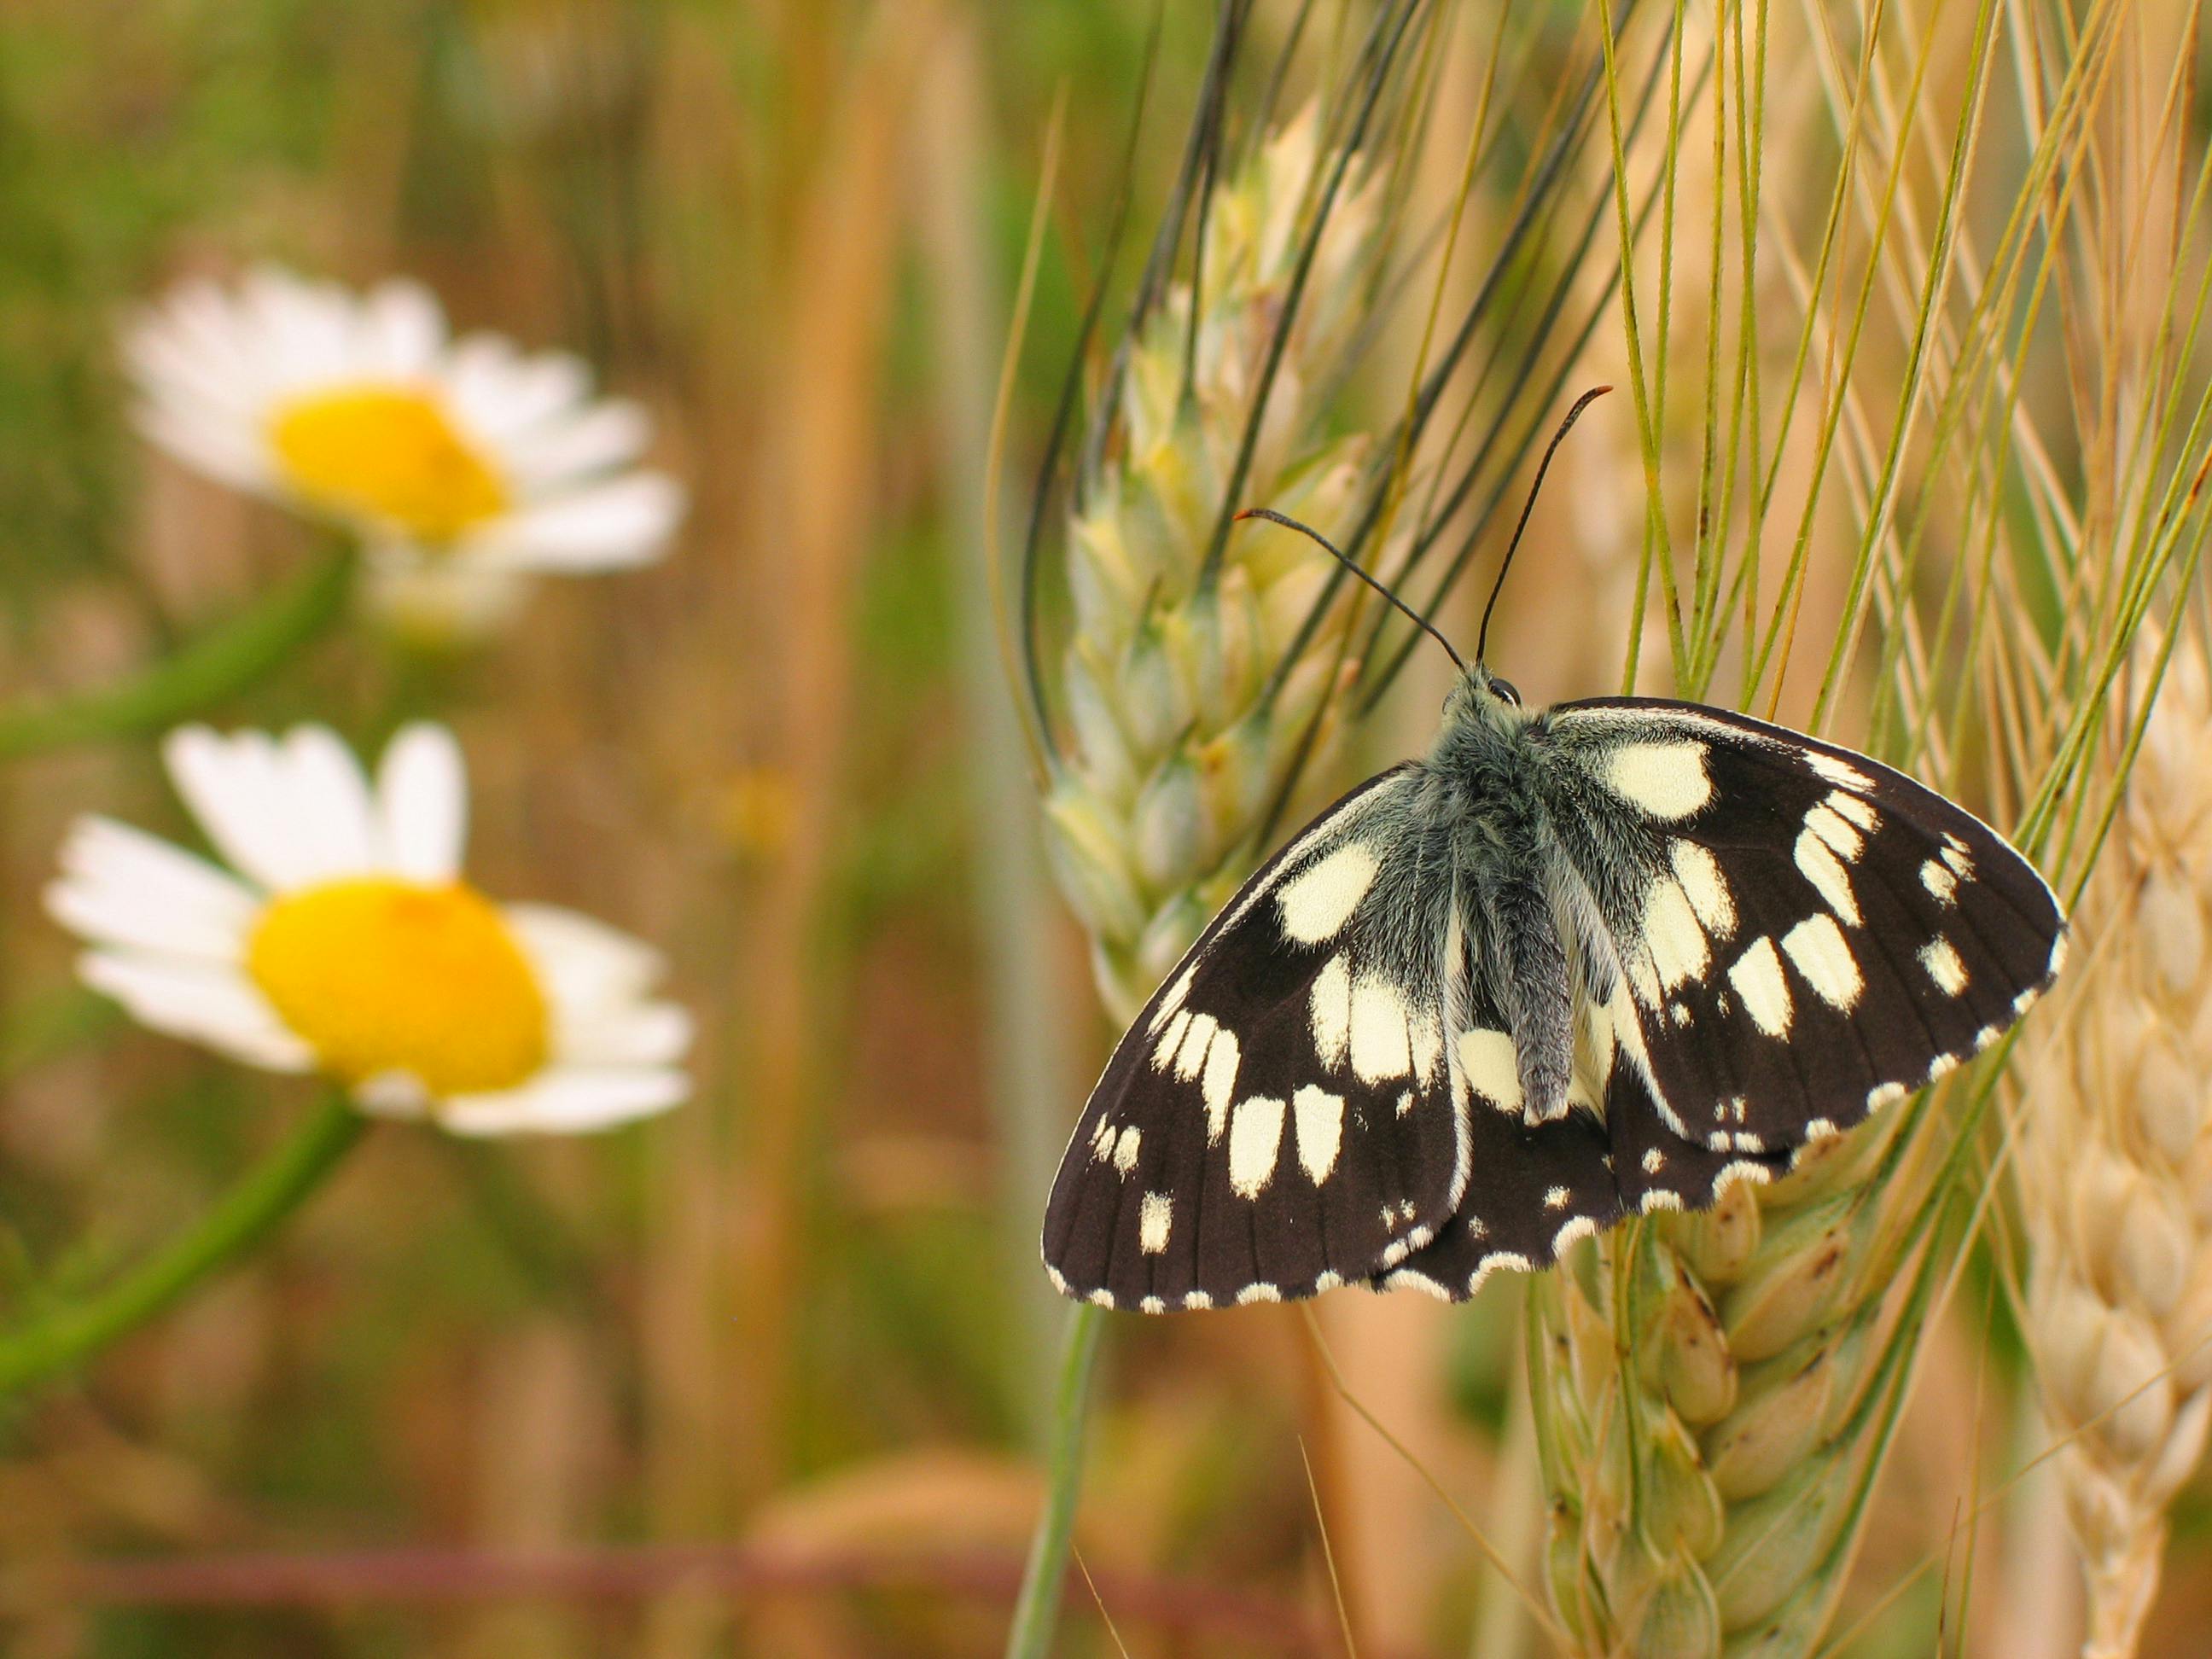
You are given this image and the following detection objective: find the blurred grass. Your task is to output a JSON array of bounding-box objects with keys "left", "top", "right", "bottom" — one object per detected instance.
[{"left": 0, "top": 2, "right": 2207, "bottom": 1656}]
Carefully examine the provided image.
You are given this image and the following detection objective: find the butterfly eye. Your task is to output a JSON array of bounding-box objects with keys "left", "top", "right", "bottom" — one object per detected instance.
[{"left": 1490, "top": 677, "right": 1522, "bottom": 707}]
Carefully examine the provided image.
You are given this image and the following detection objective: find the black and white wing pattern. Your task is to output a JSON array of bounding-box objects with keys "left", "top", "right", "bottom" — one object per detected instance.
[
  {"left": 1543, "top": 698, "right": 2065, "bottom": 1206},
  {"left": 1042, "top": 766, "right": 1471, "bottom": 1312},
  {"left": 1043, "top": 680, "right": 2066, "bottom": 1312}
]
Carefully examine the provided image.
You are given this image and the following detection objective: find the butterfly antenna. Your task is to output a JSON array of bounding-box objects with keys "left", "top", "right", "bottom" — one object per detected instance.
[
  {"left": 1233, "top": 508, "right": 1469, "bottom": 675},
  {"left": 1476, "top": 385, "right": 1614, "bottom": 666}
]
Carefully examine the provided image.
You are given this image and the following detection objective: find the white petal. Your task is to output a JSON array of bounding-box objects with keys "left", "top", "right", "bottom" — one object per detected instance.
[
  {"left": 375, "top": 723, "right": 469, "bottom": 881},
  {"left": 507, "top": 904, "right": 666, "bottom": 1006},
  {"left": 445, "top": 338, "right": 591, "bottom": 440},
  {"left": 246, "top": 267, "right": 359, "bottom": 393},
  {"left": 79, "top": 950, "right": 314, "bottom": 1072},
  {"left": 164, "top": 726, "right": 316, "bottom": 892},
  {"left": 440, "top": 1068, "right": 689, "bottom": 1136},
  {"left": 125, "top": 316, "right": 274, "bottom": 431},
  {"left": 272, "top": 725, "right": 381, "bottom": 879},
  {"left": 358, "top": 279, "right": 447, "bottom": 377},
  {"left": 353, "top": 1071, "right": 431, "bottom": 1119},
  {"left": 556, "top": 1002, "right": 693, "bottom": 1068},
  {"left": 497, "top": 400, "right": 651, "bottom": 486},
  {"left": 46, "top": 873, "right": 247, "bottom": 964},
  {"left": 55, "top": 816, "right": 260, "bottom": 930},
  {"left": 464, "top": 472, "right": 684, "bottom": 572},
  {"left": 131, "top": 403, "right": 276, "bottom": 496}
]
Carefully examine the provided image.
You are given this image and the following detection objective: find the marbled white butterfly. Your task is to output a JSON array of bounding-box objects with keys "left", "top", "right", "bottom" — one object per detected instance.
[{"left": 1041, "top": 394, "right": 2066, "bottom": 1314}]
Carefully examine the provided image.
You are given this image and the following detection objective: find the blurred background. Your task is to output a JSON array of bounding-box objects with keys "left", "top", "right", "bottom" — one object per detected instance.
[{"left": 0, "top": 2, "right": 2208, "bottom": 1656}]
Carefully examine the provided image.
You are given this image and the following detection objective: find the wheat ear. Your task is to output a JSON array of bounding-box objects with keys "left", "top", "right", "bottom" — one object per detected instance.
[
  {"left": 1040, "top": 108, "right": 1388, "bottom": 1023},
  {"left": 2017, "top": 633, "right": 2212, "bottom": 1658}
]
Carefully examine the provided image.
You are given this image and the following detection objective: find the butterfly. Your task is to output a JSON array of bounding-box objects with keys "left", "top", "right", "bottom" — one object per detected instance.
[{"left": 1040, "top": 396, "right": 2066, "bottom": 1314}]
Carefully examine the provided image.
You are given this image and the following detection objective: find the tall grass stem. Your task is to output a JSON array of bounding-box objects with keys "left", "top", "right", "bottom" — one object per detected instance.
[
  {"left": 0, "top": 1088, "right": 364, "bottom": 1399},
  {"left": 1004, "top": 1302, "right": 1105, "bottom": 1659}
]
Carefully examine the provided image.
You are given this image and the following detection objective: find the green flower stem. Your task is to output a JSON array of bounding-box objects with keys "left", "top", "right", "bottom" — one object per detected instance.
[
  {"left": 1004, "top": 1302, "right": 1105, "bottom": 1659},
  {"left": 0, "top": 551, "right": 352, "bottom": 760},
  {"left": 0, "top": 1090, "right": 366, "bottom": 1398}
]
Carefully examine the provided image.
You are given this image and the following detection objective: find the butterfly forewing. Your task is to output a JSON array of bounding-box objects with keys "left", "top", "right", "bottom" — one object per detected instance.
[
  {"left": 1041, "top": 767, "right": 1474, "bottom": 1311},
  {"left": 1545, "top": 700, "right": 2065, "bottom": 1164}
]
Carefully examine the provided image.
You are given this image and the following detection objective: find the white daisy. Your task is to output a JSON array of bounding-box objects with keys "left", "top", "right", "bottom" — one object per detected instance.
[
  {"left": 123, "top": 265, "right": 684, "bottom": 634},
  {"left": 46, "top": 723, "right": 690, "bottom": 1136}
]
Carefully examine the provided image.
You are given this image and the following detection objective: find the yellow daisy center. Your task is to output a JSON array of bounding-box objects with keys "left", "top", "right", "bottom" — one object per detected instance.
[
  {"left": 246, "top": 877, "right": 548, "bottom": 1097},
  {"left": 267, "top": 385, "right": 507, "bottom": 540}
]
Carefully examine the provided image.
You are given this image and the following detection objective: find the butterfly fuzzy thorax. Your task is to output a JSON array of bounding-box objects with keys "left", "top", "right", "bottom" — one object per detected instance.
[{"left": 1042, "top": 667, "right": 2065, "bottom": 1313}]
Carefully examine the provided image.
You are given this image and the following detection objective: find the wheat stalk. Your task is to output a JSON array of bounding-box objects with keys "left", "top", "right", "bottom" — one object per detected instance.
[{"left": 2017, "top": 631, "right": 2212, "bottom": 1658}]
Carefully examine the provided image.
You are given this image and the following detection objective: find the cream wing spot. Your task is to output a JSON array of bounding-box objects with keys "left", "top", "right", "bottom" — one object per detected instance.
[
  {"left": 1921, "top": 859, "right": 1959, "bottom": 905},
  {"left": 1919, "top": 936, "right": 1968, "bottom": 996},
  {"left": 1627, "top": 952, "right": 1663, "bottom": 1009},
  {"left": 1715, "top": 1160, "right": 1773, "bottom": 1197},
  {"left": 1149, "top": 963, "right": 1197, "bottom": 1035},
  {"left": 1825, "top": 790, "right": 1879, "bottom": 833},
  {"left": 1349, "top": 974, "right": 1414, "bottom": 1083},
  {"left": 1226, "top": 1096, "right": 1286, "bottom": 1199},
  {"left": 1201, "top": 1026, "right": 1241, "bottom": 1143},
  {"left": 1237, "top": 1284, "right": 1282, "bottom": 1305},
  {"left": 1603, "top": 741, "right": 1714, "bottom": 821},
  {"left": 1293, "top": 1086, "right": 1346, "bottom": 1184},
  {"left": 1807, "top": 752, "right": 1875, "bottom": 791},
  {"left": 1113, "top": 1125, "right": 1143, "bottom": 1174},
  {"left": 1458, "top": 1028, "right": 1522, "bottom": 1115},
  {"left": 1726, "top": 935, "right": 1794, "bottom": 1036},
  {"left": 1867, "top": 1081, "right": 1908, "bottom": 1110},
  {"left": 1669, "top": 841, "right": 1736, "bottom": 937},
  {"left": 1783, "top": 913, "right": 1864, "bottom": 1010},
  {"left": 1803, "top": 800, "right": 1866, "bottom": 862},
  {"left": 1543, "top": 1185, "right": 1569, "bottom": 1209},
  {"left": 1138, "top": 1191, "right": 1173, "bottom": 1255},
  {"left": 1466, "top": 1253, "right": 1532, "bottom": 1298},
  {"left": 1172, "top": 1012, "right": 1217, "bottom": 1080},
  {"left": 1553, "top": 1216, "right": 1599, "bottom": 1254},
  {"left": 1643, "top": 877, "right": 1712, "bottom": 992},
  {"left": 1408, "top": 1007, "right": 1443, "bottom": 1086},
  {"left": 1310, "top": 955, "right": 1352, "bottom": 1070},
  {"left": 1276, "top": 843, "right": 1380, "bottom": 944},
  {"left": 1794, "top": 830, "right": 1862, "bottom": 926},
  {"left": 1152, "top": 1009, "right": 1192, "bottom": 1072}
]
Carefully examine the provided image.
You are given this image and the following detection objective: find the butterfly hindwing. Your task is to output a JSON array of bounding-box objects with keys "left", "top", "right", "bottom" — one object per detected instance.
[
  {"left": 1545, "top": 699, "right": 2065, "bottom": 1158},
  {"left": 1041, "top": 766, "right": 1472, "bottom": 1311},
  {"left": 1376, "top": 969, "right": 1624, "bottom": 1301}
]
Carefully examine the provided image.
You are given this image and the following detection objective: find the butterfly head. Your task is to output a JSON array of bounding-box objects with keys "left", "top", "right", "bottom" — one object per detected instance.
[{"left": 1442, "top": 661, "right": 1533, "bottom": 732}]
